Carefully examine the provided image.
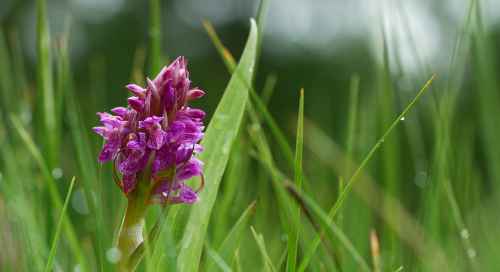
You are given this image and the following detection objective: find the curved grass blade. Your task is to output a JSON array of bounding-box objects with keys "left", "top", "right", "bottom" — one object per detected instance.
[
  {"left": 204, "top": 242, "right": 233, "bottom": 272},
  {"left": 147, "top": 19, "right": 258, "bottom": 272},
  {"left": 286, "top": 88, "right": 304, "bottom": 272},
  {"left": 297, "top": 75, "right": 435, "bottom": 271},
  {"left": 286, "top": 183, "right": 372, "bottom": 272},
  {"left": 443, "top": 179, "right": 481, "bottom": 271},
  {"left": 206, "top": 198, "right": 259, "bottom": 272},
  {"left": 45, "top": 177, "right": 75, "bottom": 272},
  {"left": 251, "top": 226, "right": 277, "bottom": 272}
]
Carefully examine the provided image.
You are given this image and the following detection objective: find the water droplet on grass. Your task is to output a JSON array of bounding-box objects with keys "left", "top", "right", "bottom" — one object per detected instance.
[
  {"left": 400, "top": 116, "right": 405, "bottom": 121},
  {"left": 282, "top": 234, "right": 289, "bottom": 241},
  {"left": 106, "top": 248, "right": 122, "bottom": 263},
  {"left": 461, "top": 229, "right": 469, "bottom": 239},
  {"left": 52, "top": 168, "right": 63, "bottom": 179},
  {"left": 468, "top": 249, "right": 476, "bottom": 257},
  {"left": 252, "top": 123, "right": 260, "bottom": 131},
  {"left": 20, "top": 111, "right": 32, "bottom": 124},
  {"left": 415, "top": 172, "right": 428, "bottom": 188}
]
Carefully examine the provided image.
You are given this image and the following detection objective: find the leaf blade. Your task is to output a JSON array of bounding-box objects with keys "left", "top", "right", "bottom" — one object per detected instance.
[
  {"left": 206, "top": 198, "right": 259, "bottom": 272},
  {"left": 45, "top": 177, "right": 76, "bottom": 272},
  {"left": 148, "top": 18, "right": 258, "bottom": 272}
]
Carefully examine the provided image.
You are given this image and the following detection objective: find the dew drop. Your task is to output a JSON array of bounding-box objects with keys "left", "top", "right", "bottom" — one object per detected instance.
[
  {"left": 52, "top": 168, "right": 63, "bottom": 179},
  {"left": 252, "top": 123, "right": 260, "bottom": 131},
  {"left": 382, "top": 139, "right": 385, "bottom": 142},
  {"left": 106, "top": 247, "right": 122, "bottom": 263},
  {"left": 468, "top": 249, "right": 476, "bottom": 257},
  {"left": 281, "top": 234, "right": 289, "bottom": 241},
  {"left": 461, "top": 229, "right": 469, "bottom": 239},
  {"left": 400, "top": 116, "right": 405, "bottom": 121},
  {"left": 148, "top": 27, "right": 158, "bottom": 37}
]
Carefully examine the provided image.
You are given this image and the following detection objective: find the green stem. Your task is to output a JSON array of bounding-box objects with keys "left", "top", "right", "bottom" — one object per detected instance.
[{"left": 117, "top": 195, "right": 149, "bottom": 271}]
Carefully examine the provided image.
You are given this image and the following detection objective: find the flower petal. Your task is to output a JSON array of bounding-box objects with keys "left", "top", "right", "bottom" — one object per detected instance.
[{"left": 179, "top": 183, "right": 200, "bottom": 203}]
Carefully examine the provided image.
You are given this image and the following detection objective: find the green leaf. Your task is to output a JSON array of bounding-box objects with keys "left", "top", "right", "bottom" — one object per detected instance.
[
  {"left": 206, "top": 198, "right": 259, "bottom": 272},
  {"left": 0, "top": 23, "right": 16, "bottom": 113},
  {"left": 250, "top": 226, "right": 277, "bottom": 272},
  {"left": 149, "top": 0, "right": 162, "bottom": 76},
  {"left": 147, "top": 19, "right": 258, "bottom": 272},
  {"left": 204, "top": 242, "right": 233, "bottom": 272},
  {"left": 37, "top": 0, "right": 59, "bottom": 170},
  {"left": 45, "top": 177, "right": 75, "bottom": 272},
  {"left": 286, "top": 89, "right": 304, "bottom": 272},
  {"left": 287, "top": 183, "right": 372, "bottom": 272}
]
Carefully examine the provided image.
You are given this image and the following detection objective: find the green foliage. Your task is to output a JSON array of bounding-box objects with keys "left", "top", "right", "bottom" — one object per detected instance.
[
  {"left": 2, "top": 0, "right": 500, "bottom": 271},
  {"left": 147, "top": 19, "right": 258, "bottom": 271},
  {"left": 45, "top": 177, "right": 75, "bottom": 272}
]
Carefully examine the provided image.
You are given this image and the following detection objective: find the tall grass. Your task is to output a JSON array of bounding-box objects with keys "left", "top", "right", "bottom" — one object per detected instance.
[{"left": 1, "top": 0, "right": 499, "bottom": 271}]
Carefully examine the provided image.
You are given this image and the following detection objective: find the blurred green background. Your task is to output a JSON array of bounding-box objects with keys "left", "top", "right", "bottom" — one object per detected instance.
[{"left": 1, "top": 0, "right": 500, "bottom": 271}]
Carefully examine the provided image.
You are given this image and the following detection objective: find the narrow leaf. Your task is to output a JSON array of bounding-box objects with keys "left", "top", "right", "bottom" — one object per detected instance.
[
  {"left": 45, "top": 177, "right": 75, "bottom": 272},
  {"left": 207, "top": 198, "right": 259, "bottom": 272},
  {"left": 204, "top": 242, "right": 233, "bottom": 272},
  {"left": 286, "top": 88, "right": 304, "bottom": 272},
  {"left": 250, "top": 226, "right": 277, "bottom": 272},
  {"left": 149, "top": 0, "right": 162, "bottom": 76},
  {"left": 287, "top": 183, "right": 372, "bottom": 272}
]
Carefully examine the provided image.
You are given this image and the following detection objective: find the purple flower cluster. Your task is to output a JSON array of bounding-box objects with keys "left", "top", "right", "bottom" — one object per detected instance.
[{"left": 93, "top": 56, "right": 205, "bottom": 204}]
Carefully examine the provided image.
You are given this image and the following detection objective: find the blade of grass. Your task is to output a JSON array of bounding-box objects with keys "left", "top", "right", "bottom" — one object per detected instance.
[
  {"left": 234, "top": 250, "right": 242, "bottom": 272},
  {"left": 7, "top": 27, "right": 28, "bottom": 97},
  {"left": 253, "top": 0, "right": 269, "bottom": 84},
  {"left": 470, "top": 0, "right": 500, "bottom": 190},
  {"left": 443, "top": 179, "right": 481, "bottom": 271},
  {"left": 204, "top": 241, "right": 233, "bottom": 272},
  {"left": 0, "top": 23, "right": 16, "bottom": 113},
  {"left": 297, "top": 75, "right": 435, "bottom": 271},
  {"left": 45, "top": 177, "right": 75, "bottom": 272},
  {"left": 207, "top": 198, "right": 259, "bottom": 272},
  {"left": 251, "top": 226, "right": 277, "bottom": 272},
  {"left": 260, "top": 72, "right": 277, "bottom": 106},
  {"left": 149, "top": 0, "right": 162, "bottom": 76},
  {"left": 9, "top": 114, "right": 89, "bottom": 272},
  {"left": 37, "top": 0, "right": 58, "bottom": 170},
  {"left": 147, "top": 19, "right": 258, "bottom": 272},
  {"left": 246, "top": 121, "right": 324, "bottom": 272},
  {"left": 284, "top": 181, "right": 340, "bottom": 271},
  {"left": 286, "top": 88, "right": 304, "bottom": 272},
  {"left": 286, "top": 183, "right": 372, "bottom": 272}
]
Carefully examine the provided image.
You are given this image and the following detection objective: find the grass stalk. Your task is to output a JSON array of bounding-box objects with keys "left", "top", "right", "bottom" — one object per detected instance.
[
  {"left": 286, "top": 88, "right": 304, "bottom": 272},
  {"left": 45, "top": 177, "right": 75, "bottom": 272}
]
